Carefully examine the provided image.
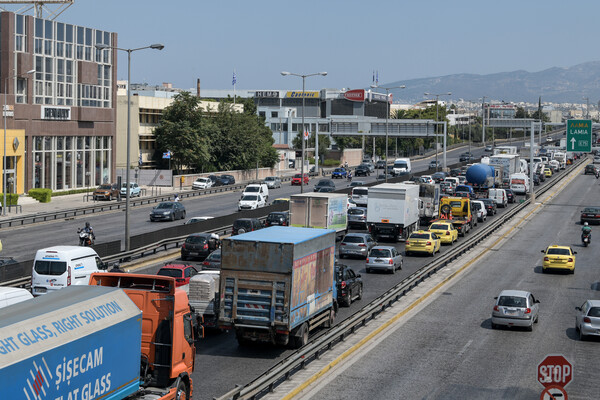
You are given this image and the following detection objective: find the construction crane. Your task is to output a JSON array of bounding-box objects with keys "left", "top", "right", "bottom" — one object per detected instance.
[{"left": 0, "top": 0, "right": 73, "bottom": 20}]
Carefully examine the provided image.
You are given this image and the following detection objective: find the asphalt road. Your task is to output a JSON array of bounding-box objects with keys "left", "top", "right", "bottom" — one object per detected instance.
[{"left": 304, "top": 166, "right": 599, "bottom": 399}]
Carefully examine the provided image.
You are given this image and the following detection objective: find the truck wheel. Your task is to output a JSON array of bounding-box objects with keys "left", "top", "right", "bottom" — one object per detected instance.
[
  {"left": 294, "top": 323, "right": 309, "bottom": 349},
  {"left": 175, "top": 379, "right": 189, "bottom": 400}
]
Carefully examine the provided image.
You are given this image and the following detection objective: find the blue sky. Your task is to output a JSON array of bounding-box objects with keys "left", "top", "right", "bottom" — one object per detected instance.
[{"left": 11, "top": 0, "right": 600, "bottom": 92}]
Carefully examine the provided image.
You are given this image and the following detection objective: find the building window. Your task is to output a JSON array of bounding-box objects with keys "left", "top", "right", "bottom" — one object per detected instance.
[{"left": 271, "top": 111, "right": 278, "bottom": 118}]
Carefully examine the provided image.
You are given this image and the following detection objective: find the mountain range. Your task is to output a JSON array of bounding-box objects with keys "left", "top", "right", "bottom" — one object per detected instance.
[{"left": 385, "top": 61, "right": 600, "bottom": 105}]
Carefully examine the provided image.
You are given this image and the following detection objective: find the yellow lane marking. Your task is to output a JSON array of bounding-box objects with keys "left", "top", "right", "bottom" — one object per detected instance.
[{"left": 282, "top": 160, "right": 587, "bottom": 400}]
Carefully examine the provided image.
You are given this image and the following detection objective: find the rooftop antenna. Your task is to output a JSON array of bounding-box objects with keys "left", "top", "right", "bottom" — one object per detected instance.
[{"left": 0, "top": 0, "right": 74, "bottom": 20}]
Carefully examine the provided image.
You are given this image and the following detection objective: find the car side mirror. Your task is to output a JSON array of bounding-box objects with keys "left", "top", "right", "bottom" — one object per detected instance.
[
  {"left": 540, "top": 250, "right": 545, "bottom": 253},
  {"left": 575, "top": 306, "right": 581, "bottom": 311},
  {"left": 573, "top": 251, "right": 577, "bottom": 255},
  {"left": 356, "top": 274, "right": 361, "bottom": 278},
  {"left": 535, "top": 300, "right": 540, "bottom": 304},
  {"left": 493, "top": 297, "right": 498, "bottom": 300}
]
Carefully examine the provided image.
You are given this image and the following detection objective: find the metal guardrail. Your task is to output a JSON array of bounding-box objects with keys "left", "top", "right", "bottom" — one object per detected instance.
[{"left": 213, "top": 157, "right": 586, "bottom": 400}]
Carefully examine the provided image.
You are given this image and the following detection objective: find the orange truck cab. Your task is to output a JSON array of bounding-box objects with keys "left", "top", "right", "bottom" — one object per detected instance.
[{"left": 89, "top": 273, "right": 197, "bottom": 400}]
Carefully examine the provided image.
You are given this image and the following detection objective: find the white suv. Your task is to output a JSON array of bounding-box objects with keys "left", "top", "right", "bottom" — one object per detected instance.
[{"left": 193, "top": 177, "right": 213, "bottom": 190}]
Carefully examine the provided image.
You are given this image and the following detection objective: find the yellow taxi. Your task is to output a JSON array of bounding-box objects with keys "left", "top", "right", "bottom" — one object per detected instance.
[
  {"left": 405, "top": 230, "right": 441, "bottom": 256},
  {"left": 544, "top": 167, "right": 553, "bottom": 177},
  {"left": 428, "top": 222, "right": 458, "bottom": 245},
  {"left": 541, "top": 245, "right": 576, "bottom": 273}
]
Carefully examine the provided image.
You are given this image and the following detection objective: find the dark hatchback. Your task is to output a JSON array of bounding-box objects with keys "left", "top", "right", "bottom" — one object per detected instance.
[
  {"left": 431, "top": 172, "right": 447, "bottom": 183},
  {"left": 219, "top": 174, "right": 236, "bottom": 185},
  {"left": 208, "top": 174, "right": 224, "bottom": 186},
  {"left": 355, "top": 165, "right": 370, "bottom": 176},
  {"left": 580, "top": 207, "right": 600, "bottom": 224},
  {"left": 265, "top": 211, "right": 289, "bottom": 227},
  {"left": 157, "top": 264, "right": 198, "bottom": 287},
  {"left": 335, "top": 263, "right": 363, "bottom": 307},
  {"left": 232, "top": 218, "right": 264, "bottom": 235},
  {"left": 480, "top": 198, "right": 498, "bottom": 215},
  {"left": 314, "top": 179, "right": 336, "bottom": 192},
  {"left": 150, "top": 201, "right": 186, "bottom": 221},
  {"left": 202, "top": 249, "right": 221, "bottom": 269},
  {"left": 504, "top": 189, "right": 515, "bottom": 203},
  {"left": 181, "top": 232, "right": 220, "bottom": 261},
  {"left": 584, "top": 164, "right": 599, "bottom": 175}
]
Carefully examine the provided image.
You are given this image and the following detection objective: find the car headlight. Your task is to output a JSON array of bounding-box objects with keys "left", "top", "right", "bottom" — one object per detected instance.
[{"left": 163, "top": 211, "right": 170, "bottom": 215}]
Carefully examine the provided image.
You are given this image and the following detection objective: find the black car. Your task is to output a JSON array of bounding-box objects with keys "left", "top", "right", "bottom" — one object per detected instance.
[
  {"left": 150, "top": 201, "right": 186, "bottom": 221},
  {"left": 504, "top": 189, "right": 515, "bottom": 203},
  {"left": 314, "top": 179, "right": 336, "bottom": 192},
  {"left": 584, "top": 164, "right": 599, "bottom": 175},
  {"left": 181, "top": 232, "right": 220, "bottom": 261},
  {"left": 431, "top": 172, "right": 447, "bottom": 183},
  {"left": 580, "top": 207, "right": 600, "bottom": 225},
  {"left": 459, "top": 152, "right": 474, "bottom": 162},
  {"left": 335, "top": 263, "right": 363, "bottom": 307},
  {"left": 449, "top": 168, "right": 462, "bottom": 177},
  {"left": 201, "top": 249, "right": 221, "bottom": 269},
  {"left": 219, "top": 174, "right": 236, "bottom": 185},
  {"left": 376, "top": 160, "right": 386, "bottom": 169},
  {"left": 355, "top": 165, "right": 370, "bottom": 176},
  {"left": 265, "top": 211, "right": 289, "bottom": 227},
  {"left": 232, "top": 218, "right": 263, "bottom": 235},
  {"left": 532, "top": 174, "right": 540, "bottom": 185},
  {"left": 480, "top": 198, "right": 497, "bottom": 215},
  {"left": 207, "top": 174, "right": 224, "bottom": 187}
]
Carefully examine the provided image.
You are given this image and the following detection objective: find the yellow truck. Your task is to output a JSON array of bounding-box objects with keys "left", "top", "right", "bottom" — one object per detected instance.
[{"left": 432, "top": 196, "right": 474, "bottom": 236}]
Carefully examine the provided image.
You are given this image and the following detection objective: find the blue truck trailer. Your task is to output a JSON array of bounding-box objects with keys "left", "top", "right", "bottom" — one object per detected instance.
[
  {"left": 0, "top": 285, "right": 142, "bottom": 400},
  {"left": 218, "top": 226, "right": 337, "bottom": 348}
]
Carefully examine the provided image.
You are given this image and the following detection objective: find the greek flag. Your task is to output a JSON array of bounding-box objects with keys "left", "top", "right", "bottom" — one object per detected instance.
[{"left": 232, "top": 70, "right": 237, "bottom": 86}]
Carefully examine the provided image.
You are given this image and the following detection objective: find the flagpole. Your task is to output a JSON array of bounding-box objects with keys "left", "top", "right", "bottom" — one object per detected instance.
[{"left": 233, "top": 69, "right": 236, "bottom": 105}]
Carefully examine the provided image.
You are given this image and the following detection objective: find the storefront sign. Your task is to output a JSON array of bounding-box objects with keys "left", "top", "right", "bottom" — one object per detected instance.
[
  {"left": 41, "top": 106, "right": 71, "bottom": 121},
  {"left": 255, "top": 91, "right": 280, "bottom": 98},
  {"left": 2, "top": 105, "right": 14, "bottom": 118},
  {"left": 344, "top": 89, "right": 365, "bottom": 102},
  {"left": 286, "top": 91, "right": 320, "bottom": 99}
]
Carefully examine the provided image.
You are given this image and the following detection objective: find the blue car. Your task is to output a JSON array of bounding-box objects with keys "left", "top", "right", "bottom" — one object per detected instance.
[{"left": 332, "top": 168, "right": 348, "bottom": 179}]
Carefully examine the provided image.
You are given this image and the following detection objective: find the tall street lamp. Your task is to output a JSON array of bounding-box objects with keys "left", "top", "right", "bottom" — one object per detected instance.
[
  {"left": 3, "top": 69, "right": 35, "bottom": 215},
  {"left": 281, "top": 71, "right": 327, "bottom": 193},
  {"left": 96, "top": 43, "right": 164, "bottom": 251},
  {"left": 371, "top": 84, "right": 405, "bottom": 182},
  {"left": 424, "top": 92, "right": 451, "bottom": 171}
]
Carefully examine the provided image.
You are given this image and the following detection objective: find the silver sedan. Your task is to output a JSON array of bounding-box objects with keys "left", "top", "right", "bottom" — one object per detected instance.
[
  {"left": 264, "top": 176, "right": 282, "bottom": 189},
  {"left": 575, "top": 299, "right": 600, "bottom": 341},
  {"left": 365, "top": 246, "right": 403, "bottom": 274},
  {"left": 491, "top": 290, "right": 540, "bottom": 331}
]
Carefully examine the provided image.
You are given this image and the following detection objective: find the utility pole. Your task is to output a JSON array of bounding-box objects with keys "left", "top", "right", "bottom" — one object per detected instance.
[{"left": 482, "top": 96, "right": 487, "bottom": 146}]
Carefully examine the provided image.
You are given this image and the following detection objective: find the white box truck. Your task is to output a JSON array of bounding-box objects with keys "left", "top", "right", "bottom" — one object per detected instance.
[
  {"left": 290, "top": 192, "right": 348, "bottom": 237},
  {"left": 366, "top": 183, "right": 420, "bottom": 241},
  {"left": 489, "top": 154, "right": 521, "bottom": 179}
]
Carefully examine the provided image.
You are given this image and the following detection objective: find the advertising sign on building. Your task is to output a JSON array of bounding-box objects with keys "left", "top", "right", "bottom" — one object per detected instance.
[
  {"left": 41, "top": 106, "right": 71, "bottom": 121},
  {"left": 286, "top": 91, "right": 320, "bottom": 99},
  {"left": 2, "top": 105, "right": 14, "bottom": 118},
  {"left": 343, "top": 89, "right": 365, "bottom": 102},
  {"left": 255, "top": 91, "right": 280, "bottom": 98}
]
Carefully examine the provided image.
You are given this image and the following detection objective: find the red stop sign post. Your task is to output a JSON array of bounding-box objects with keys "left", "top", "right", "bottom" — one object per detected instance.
[{"left": 538, "top": 354, "right": 573, "bottom": 388}]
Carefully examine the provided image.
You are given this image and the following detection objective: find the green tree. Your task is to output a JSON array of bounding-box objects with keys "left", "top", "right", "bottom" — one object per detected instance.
[
  {"left": 292, "top": 133, "right": 331, "bottom": 161},
  {"left": 515, "top": 106, "right": 528, "bottom": 118},
  {"left": 153, "top": 92, "right": 212, "bottom": 173}
]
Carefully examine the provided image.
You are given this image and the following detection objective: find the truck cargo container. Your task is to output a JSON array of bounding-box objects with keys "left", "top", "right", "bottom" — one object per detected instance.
[
  {"left": 290, "top": 192, "right": 348, "bottom": 237},
  {"left": 218, "top": 226, "right": 337, "bottom": 348},
  {"left": 366, "top": 183, "right": 420, "bottom": 241},
  {"left": 0, "top": 281, "right": 194, "bottom": 400},
  {"left": 489, "top": 154, "right": 521, "bottom": 179},
  {"left": 188, "top": 270, "right": 221, "bottom": 330},
  {"left": 493, "top": 146, "right": 518, "bottom": 155}
]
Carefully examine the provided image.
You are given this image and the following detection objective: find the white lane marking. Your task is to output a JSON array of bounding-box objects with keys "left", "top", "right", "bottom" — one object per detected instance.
[{"left": 458, "top": 339, "right": 473, "bottom": 356}]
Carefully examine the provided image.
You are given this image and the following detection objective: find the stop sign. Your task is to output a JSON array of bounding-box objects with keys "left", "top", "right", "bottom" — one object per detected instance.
[{"left": 538, "top": 354, "right": 573, "bottom": 388}]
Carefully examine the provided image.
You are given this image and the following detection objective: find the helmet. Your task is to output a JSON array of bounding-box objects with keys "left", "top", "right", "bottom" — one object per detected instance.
[
  {"left": 584, "top": 222, "right": 589, "bottom": 226},
  {"left": 85, "top": 222, "right": 90, "bottom": 228}
]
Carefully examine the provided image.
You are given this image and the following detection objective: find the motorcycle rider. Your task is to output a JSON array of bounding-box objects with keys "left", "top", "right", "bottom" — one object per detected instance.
[
  {"left": 347, "top": 170, "right": 352, "bottom": 181},
  {"left": 582, "top": 222, "right": 592, "bottom": 242},
  {"left": 79, "top": 222, "right": 95, "bottom": 245}
]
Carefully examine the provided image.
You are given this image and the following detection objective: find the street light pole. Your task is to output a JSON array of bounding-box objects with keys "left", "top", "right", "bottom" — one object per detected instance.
[
  {"left": 424, "top": 92, "right": 451, "bottom": 172},
  {"left": 371, "top": 84, "right": 405, "bottom": 182},
  {"left": 3, "top": 69, "right": 35, "bottom": 215},
  {"left": 481, "top": 96, "right": 487, "bottom": 146},
  {"left": 281, "top": 71, "right": 327, "bottom": 193},
  {"left": 96, "top": 43, "right": 164, "bottom": 250}
]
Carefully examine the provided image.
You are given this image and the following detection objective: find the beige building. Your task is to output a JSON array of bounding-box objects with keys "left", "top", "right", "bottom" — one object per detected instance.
[{"left": 116, "top": 82, "right": 243, "bottom": 169}]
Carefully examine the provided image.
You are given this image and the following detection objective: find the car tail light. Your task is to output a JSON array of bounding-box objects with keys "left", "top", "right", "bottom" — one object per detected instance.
[
  {"left": 405, "top": 240, "right": 410, "bottom": 245},
  {"left": 582, "top": 214, "right": 587, "bottom": 217},
  {"left": 524, "top": 308, "right": 531, "bottom": 314},
  {"left": 358, "top": 243, "right": 366, "bottom": 247},
  {"left": 544, "top": 257, "right": 549, "bottom": 261},
  {"left": 341, "top": 281, "right": 347, "bottom": 289},
  {"left": 203, "top": 261, "right": 209, "bottom": 266},
  {"left": 568, "top": 258, "right": 573, "bottom": 262},
  {"left": 182, "top": 244, "right": 186, "bottom": 249},
  {"left": 493, "top": 305, "right": 499, "bottom": 312},
  {"left": 366, "top": 258, "right": 369, "bottom": 263},
  {"left": 341, "top": 243, "right": 346, "bottom": 246},
  {"left": 389, "top": 259, "right": 393, "bottom": 265},
  {"left": 203, "top": 244, "right": 208, "bottom": 250},
  {"left": 282, "top": 222, "right": 287, "bottom": 226},
  {"left": 67, "top": 266, "right": 71, "bottom": 286},
  {"left": 584, "top": 317, "right": 591, "bottom": 323},
  {"left": 426, "top": 241, "right": 432, "bottom": 245},
  {"left": 446, "top": 231, "right": 450, "bottom": 235}
]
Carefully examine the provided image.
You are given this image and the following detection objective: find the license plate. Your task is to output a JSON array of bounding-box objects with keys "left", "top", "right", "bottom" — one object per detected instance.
[
  {"left": 35, "top": 287, "right": 47, "bottom": 293},
  {"left": 374, "top": 259, "right": 383, "bottom": 262},
  {"left": 505, "top": 309, "right": 518, "bottom": 315}
]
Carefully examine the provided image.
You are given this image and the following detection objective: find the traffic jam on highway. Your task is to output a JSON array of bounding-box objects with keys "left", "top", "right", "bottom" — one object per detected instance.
[{"left": 2, "top": 138, "right": 600, "bottom": 400}]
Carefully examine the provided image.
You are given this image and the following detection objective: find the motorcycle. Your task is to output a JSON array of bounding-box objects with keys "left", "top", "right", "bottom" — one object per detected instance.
[
  {"left": 78, "top": 228, "right": 95, "bottom": 246},
  {"left": 582, "top": 232, "right": 591, "bottom": 247}
]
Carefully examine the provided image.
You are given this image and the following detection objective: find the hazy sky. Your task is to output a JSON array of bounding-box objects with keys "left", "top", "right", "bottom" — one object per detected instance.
[{"left": 11, "top": 0, "right": 600, "bottom": 91}]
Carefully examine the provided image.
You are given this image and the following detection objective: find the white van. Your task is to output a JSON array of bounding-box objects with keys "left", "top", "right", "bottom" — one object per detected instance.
[
  {"left": 471, "top": 200, "right": 487, "bottom": 223},
  {"left": 242, "top": 183, "right": 269, "bottom": 202},
  {"left": 488, "top": 188, "right": 508, "bottom": 208},
  {"left": 0, "top": 287, "right": 33, "bottom": 308},
  {"left": 351, "top": 187, "right": 369, "bottom": 206},
  {"left": 510, "top": 173, "right": 530, "bottom": 195},
  {"left": 31, "top": 246, "right": 107, "bottom": 296},
  {"left": 392, "top": 158, "right": 412, "bottom": 176},
  {"left": 444, "top": 177, "right": 459, "bottom": 189}
]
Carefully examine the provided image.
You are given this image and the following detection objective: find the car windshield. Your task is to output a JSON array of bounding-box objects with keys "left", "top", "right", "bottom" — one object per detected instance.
[
  {"left": 498, "top": 296, "right": 527, "bottom": 307},
  {"left": 430, "top": 224, "right": 449, "bottom": 230},
  {"left": 317, "top": 180, "right": 334, "bottom": 186},
  {"left": 156, "top": 203, "right": 174, "bottom": 209},
  {"left": 34, "top": 260, "right": 67, "bottom": 275},
  {"left": 242, "top": 195, "right": 258, "bottom": 201},
  {"left": 245, "top": 186, "right": 259, "bottom": 192},
  {"left": 334, "top": 168, "right": 344, "bottom": 172},
  {"left": 206, "top": 251, "right": 221, "bottom": 262},
  {"left": 157, "top": 269, "right": 182, "bottom": 278},
  {"left": 265, "top": 177, "right": 275, "bottom": 181},
  {"left": 185, "top": 236, "right": 207, "bottom": 244},
  {"left": 267, "top": 213, "right": 285, "bottom": 221},
  {"left": 410, "top": 233, "right": 430, "bottom": 239},
  {"left": 98, "top": 184, "right": 112, "bottom": 190},
  {"left": 547, "top": 248, "right": 571, "bottom": 255},
  {"left": 233, "top": 220, "right": 251, "bottom": 229},
  {"left": 343, "top": 236, "right": 365, "bottom": 244},
  {"left": 369, "top": 249, "right": 391, "bottom": 258},
  {"left": 348, "top": 208, "right": 365, "bottom": 215},
  {"left": 353, "top": 189, "right": 368, "bottom": 195},
  {"left": 583, "top": 208, "right": 600, "bottom": 213}
]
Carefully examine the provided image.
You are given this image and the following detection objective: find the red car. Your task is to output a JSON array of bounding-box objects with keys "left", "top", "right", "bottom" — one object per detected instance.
[
  {"left": 157, "top": 264, "right": 198, "bottom": 287},
  {"left": 291, "top": 173, "right": 309, "bottom": 185}
]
